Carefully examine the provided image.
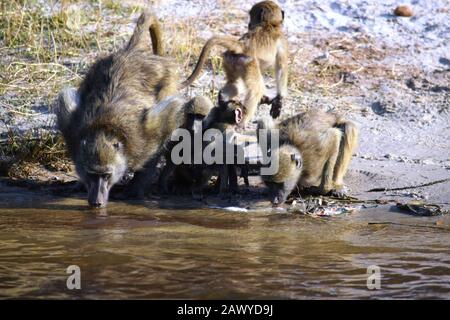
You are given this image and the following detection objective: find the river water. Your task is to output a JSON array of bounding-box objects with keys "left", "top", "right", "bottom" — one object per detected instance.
[{"left": 0, "top": 186, "right": 449, "bottom": 299}]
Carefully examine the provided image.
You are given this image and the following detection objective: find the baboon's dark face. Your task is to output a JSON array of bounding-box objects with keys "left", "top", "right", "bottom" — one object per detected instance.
[{"left": 76, "top": 132, "right": 127, "bottom": 208}]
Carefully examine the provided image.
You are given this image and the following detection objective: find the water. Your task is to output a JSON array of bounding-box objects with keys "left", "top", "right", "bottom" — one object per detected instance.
[{"left": 0, "top": 186, "right": 449, "bottom": 299}]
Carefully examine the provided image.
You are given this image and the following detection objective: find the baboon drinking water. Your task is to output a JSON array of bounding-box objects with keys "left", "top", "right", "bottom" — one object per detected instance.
[
  {"left": 257, "top": 111, "right": 359, "bottom": 205},
  {"left": 55, "top": 11, "right": 193, "bottom": 208}
]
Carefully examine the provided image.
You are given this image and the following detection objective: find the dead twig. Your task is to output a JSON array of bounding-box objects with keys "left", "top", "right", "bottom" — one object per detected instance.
[
  {"left": 367, "top": 178, "right": 450, "bottom": 192},
  {"left": 368, "top": 222, "right": 450, "bottom": 231}
]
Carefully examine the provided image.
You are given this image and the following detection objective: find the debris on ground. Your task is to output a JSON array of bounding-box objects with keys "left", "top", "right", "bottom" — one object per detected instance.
[
  {"left": 289, "top": 197, "right": 359, "bottom": 217},
  {"left": 396, "top": 200, "right": 449, "bottom": 216}
]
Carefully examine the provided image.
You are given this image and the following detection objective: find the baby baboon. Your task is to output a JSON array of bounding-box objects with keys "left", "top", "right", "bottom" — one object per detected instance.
[
  {"left": 202, "top": 97, "right": 244, "bottom": 132},
  {"left": 167, "top": 98, "right": 245, "bottom": 198},
  {"left": 182, "top": 0, "right": 288, "bottom": 123},
  {"left": 158, "top": 95, "right": 214, "bottom": 194},
  {"left": 257, "top": 111, "right": 359, "bottom": 205},
  {"left": 203, "top": 98, "right": 245, "bottom": 196},
  {"left": 55, "top": 11, "right": 186, "bottom": 208}
]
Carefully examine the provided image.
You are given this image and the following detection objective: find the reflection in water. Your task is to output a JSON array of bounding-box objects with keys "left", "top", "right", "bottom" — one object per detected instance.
[{"left": 0, "top": 188, "right": 449, "bottom": 299}]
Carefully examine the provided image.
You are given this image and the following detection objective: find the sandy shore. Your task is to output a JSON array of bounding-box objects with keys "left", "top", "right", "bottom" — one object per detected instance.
[{"left": 0, "top": 0, "right": 449, "bottom": 209}]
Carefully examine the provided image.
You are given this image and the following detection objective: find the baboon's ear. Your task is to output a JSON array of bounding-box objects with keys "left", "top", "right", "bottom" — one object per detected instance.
[
  {"left": 55, "top": 88, "right": 79, "bottom": 132},
  {"left": 234, "top": 107, "right": 243, "bottom": 124}
]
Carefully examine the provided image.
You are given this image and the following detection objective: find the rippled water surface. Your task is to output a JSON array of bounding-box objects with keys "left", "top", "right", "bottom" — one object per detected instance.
[{"left": 0, "top": 187, "right": 449, "bottom": 299}]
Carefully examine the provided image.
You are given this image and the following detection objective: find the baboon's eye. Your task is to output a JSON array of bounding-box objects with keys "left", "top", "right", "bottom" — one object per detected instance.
[
  {"left": 81, "top": 139, "right": 87, "bottom": 148},
  {"left": 113, "top": 142, "right": 121, "bottom": 150}
]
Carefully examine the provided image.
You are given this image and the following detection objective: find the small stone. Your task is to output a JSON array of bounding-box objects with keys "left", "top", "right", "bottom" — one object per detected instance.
[
  {"left": 394, "top": 5, "right": 414, "bottom": 17},
  {"left": 436, "top": 220, "right": 444, "bottom": 226}
]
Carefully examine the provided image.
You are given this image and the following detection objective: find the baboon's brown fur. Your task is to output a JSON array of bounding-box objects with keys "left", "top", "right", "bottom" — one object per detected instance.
[
  {"left": 158, "top": 96, "right": 214, "bottom": 194},
  {"left": 55, "top": 11, "right": 182, "bottom": 207},
  {"left": 257, "top": 110, "right": 359, "bottom": 205}
]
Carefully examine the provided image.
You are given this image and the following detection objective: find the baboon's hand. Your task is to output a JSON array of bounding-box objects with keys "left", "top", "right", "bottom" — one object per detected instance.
[{"left": 270, "top": 95, "right": 282, "bottom": 119}]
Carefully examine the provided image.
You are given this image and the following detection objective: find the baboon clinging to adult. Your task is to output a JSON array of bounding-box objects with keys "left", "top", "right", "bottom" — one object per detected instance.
[
  {"left": 257, "top": 111, "right": 359, "bottom": 205},
  {"left": 55, "top": 11, "right": 192, "bottom": 208},
  {"left": 158, "top": 95, "right": 214, "bottom": 194},
  {"left": 182, "top": 0, "right": 288, "bottom": 123},
  {"left": 163, "top": 98, "right": 245, "bottom": 199},
  {"left": 203, "top": 98, "right": 245, "bottom": 196}
]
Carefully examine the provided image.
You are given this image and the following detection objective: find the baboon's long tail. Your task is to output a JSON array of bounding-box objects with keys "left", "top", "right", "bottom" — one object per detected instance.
[
  {"left": 256, "top": 117, "right": 275, "bottom": 132},
  {"left": 256, "top": 117, "right": 277, "bottom": 151},
  {"left": 127, "top": 10, "right": 164, "bottom": 55},
  {"left": 336, "top": 118, "right": 359, "bottom": 160},
  {"left": 180, "top": 36, "right": 244, "bottom": 89}
]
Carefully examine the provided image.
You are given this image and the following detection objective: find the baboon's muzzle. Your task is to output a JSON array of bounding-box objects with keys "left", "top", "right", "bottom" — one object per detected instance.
[{"left": 87, "top": 175, "right": 110, "bottom": 208}]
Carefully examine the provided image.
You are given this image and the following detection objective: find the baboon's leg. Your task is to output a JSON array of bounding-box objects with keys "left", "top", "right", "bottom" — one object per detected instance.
[
  {"left": 125, "top": 156, "right": 160, "bottom": 199},
  {"left": 191, "top": 167, "right": 211, "bottom": 201},
  {"left": 275, "top": 39, "right": 289, "bottom": 99},
  {"left": 241, "top": 165, "right": 250, "bottom": 187},
  {"left": 172, "top": 166, "right": 193, "bottom": 195},
  {"left": 242, "top": 65, "right": 265, "bottom": 123},
  {"left": 219, "top": 165, "right": 229, "bottom": 196},
  {"left": 318, "top": 129, "right": 342, "bottom": 195},
  {"left": 270, "top": 41, "right": 289, "bottom": 119},
  {"left": 333, "top": 121, "right": 359, "bottom": 189},
  {"left": 158, "top": 158, "right": 175, "bottom": 194},
  {"left": 220, "top": 81, "right": 240, "bottom": 101},
  {"left": 228, "top": 164, "right": 238, "bottom": 193},
  {"left": 191, "top": 179, "right": 203, "bottom": 200}
]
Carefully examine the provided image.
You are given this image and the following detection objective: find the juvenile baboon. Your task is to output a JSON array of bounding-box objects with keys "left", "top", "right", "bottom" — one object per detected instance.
[
  {"left": 158, "top": 95, "right": 214, "bottom": 194},
  {"left": 182, "top": 0, "right": 288, "bottom": 123},
  {"left": 257, "top": 111, "right": 359, "bottom": 205},
  {"left": 55, "top": 11, "right": 188, "bottom": 208},
  {"left": 166, "top": 99, "right": 245, "bottom": 198},
  {"left": 202, "top": 98, "right": 244, "bottom": 132},
  {"left": 203, "top": 98, "right": 245, "bottom": 196}
]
